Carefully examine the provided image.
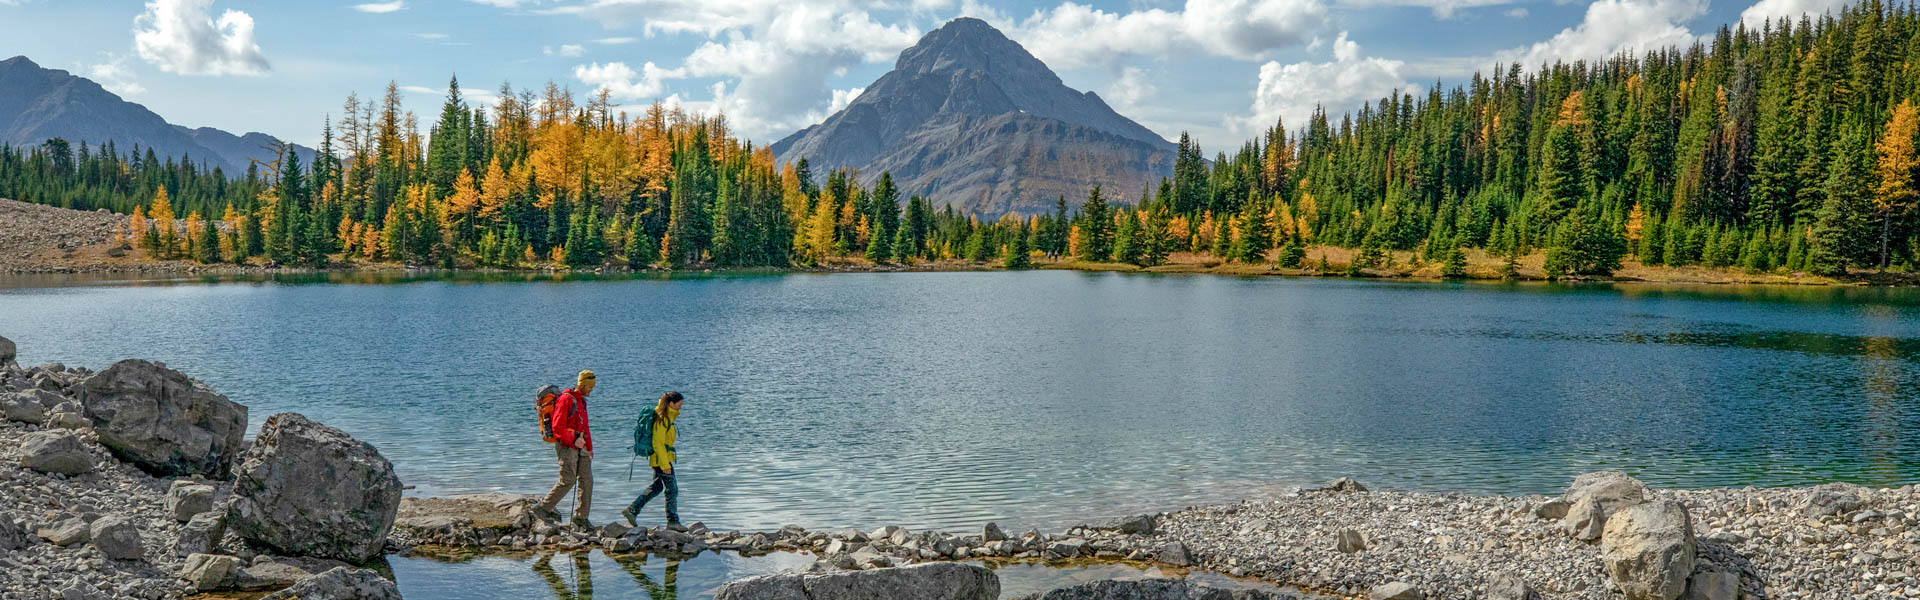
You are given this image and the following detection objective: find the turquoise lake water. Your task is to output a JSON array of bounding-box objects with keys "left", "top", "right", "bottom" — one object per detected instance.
[{"left": 1, "top": 271, "right": 1916, "bottom": 536}]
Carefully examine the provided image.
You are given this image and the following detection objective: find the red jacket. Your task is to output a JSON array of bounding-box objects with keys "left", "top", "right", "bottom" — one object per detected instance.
[{"left": 550, "top": 389, "right": 592, "bottom": 452}]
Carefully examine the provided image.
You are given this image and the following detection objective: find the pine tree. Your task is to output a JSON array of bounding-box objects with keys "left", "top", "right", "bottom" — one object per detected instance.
[
  {"left": 1003, "top": 220, "right": 1031, "bottom": 269},
  {"left": 1076, "top": 186, "right": 1113, "bottom": 262},
  {"left": 1809, "top": 123, "right": 1873, "bottom": 275}
]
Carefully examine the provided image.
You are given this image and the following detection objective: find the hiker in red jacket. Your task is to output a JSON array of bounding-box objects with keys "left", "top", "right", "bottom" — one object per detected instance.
[{"left": 536, "top": 370, "right": 596, "bottom": 528}]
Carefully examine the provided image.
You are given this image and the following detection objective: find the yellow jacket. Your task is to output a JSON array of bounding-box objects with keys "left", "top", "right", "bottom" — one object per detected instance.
[{"left": 649, "top": 409, "right": 677, "bottom": 470}]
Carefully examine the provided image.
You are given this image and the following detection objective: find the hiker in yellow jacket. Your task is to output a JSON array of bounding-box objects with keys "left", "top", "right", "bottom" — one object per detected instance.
[{"left": 622, "top": 391, "right": 682, "bottom": 527}]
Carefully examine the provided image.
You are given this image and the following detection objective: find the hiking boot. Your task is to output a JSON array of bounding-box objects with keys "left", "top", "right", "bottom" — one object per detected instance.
[
  {"left": 570, "top": 517, "right": 594, "bottom": 530},
  {"left": 620, "top": 506, "right": 638, "bottom": 527},
  {"left": 667, "top": 521, "right": 687, "bottom": 532}
]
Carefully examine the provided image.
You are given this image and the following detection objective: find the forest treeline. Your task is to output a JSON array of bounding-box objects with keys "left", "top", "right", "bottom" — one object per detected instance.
[{"left": 3, "top": 1, "right": 1920, "bottom": 277}]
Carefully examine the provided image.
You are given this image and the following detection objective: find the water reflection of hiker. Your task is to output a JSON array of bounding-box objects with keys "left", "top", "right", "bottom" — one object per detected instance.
[
  {"left": 537, "top": 370, "right": 596, "bottom": 529},
  {"left": 614, "top": 554, "right": 679, "bottom": 600},
  {"left": 622, "top": 392, "right": 682, "bottom": 528},
  {"left": 532, "top": 551, "right": 593, "bottom": 600}
]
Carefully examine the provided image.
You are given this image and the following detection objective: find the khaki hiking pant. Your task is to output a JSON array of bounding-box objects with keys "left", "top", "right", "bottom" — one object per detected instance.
[{"left": 538, "top": 445, "right": 592, "bottom": 520}]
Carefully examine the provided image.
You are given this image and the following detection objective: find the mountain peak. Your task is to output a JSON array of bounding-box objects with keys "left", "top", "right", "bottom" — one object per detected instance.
[
  {"left": 769, "top": 17, "right": 1173, "bottom": 216},
  {"left": 0, "top": 54, "right": 307, "bottom": 174},
  {"left": 896, "top": 17, "right": 1054, "bottom": 82}
]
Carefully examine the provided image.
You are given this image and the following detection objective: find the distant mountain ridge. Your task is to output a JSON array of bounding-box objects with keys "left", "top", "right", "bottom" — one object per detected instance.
[
  {"left": 0, "top": 55, "right": 310, "bottom": 175},
  {"left": 771, "top": 18, "right": 1174, "bottom": 216}
]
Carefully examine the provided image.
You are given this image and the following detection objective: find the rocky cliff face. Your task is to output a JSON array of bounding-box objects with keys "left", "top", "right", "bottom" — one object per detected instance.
[
  {"left": 0, "top": 56, "right": 311, "bottom": 174},
  {"left": 770, "top": 18, "right": 1174, "bottom": 216}
]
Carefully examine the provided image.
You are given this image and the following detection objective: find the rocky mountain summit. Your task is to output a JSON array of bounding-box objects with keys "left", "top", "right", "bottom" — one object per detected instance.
[
  {"left": 770, "top": 18, "right": 1175, "bottom": 216},
  {"left": 0, "top": 56, "right": 311, "bottom": 174}
]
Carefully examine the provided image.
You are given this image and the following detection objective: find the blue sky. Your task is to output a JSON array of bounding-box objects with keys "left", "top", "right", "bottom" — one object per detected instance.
[{"left": 0, "top": 0, "right": 1852, "bottom": 150}]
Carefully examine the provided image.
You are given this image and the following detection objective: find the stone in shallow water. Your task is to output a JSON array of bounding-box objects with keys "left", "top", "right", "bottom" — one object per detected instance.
[
  {"left": 714, "top": 562, "right": 998, "bottom": 600},
  {"left": 258, "top": 567, "right": 400, "bottom": 600}
]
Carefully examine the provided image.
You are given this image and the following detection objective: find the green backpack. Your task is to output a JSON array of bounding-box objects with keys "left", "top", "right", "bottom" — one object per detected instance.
[{"left": 632, "top": 410, "right": 657, "bottom": 457}]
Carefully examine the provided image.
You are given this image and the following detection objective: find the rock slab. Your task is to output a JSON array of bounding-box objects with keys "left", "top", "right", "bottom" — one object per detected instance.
[
  {"left": 714, "top": 562, "right": 998, "bottom": 600},
  {"left": 227, "top": 413, "right": 402, "bottom": 564},
  {"left": 1018, "top": 578, "right": 1297, "bottom": 599},
  {"left": 76, "top": 359, "right": 247, "bottom": 478},
  {"left": 258, "top": 566, "right": 401, "bottom": 600}
]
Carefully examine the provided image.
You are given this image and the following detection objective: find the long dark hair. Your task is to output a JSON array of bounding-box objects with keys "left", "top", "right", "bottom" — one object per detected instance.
[{"left": 655, "top": 391, "right": 684, "bottom": 419}]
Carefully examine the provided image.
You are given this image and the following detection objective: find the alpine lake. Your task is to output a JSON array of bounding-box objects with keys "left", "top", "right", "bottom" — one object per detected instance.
[{"left": 3, "top": 269, "right": 1915, "bottom": 598}]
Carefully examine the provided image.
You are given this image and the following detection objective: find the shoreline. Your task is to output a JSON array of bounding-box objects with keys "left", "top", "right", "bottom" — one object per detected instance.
[{"left": 8, "top": 198, "right": 1914, "bottom": 288}]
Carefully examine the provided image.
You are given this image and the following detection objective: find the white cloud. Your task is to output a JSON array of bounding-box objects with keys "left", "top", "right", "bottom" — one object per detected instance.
[
  {"left": 574, "top": 61, "right": 685, "bottom": 100},
  {"left": 992, "top": 0, "right": 1331, "bottom": 69},
  {"left": 415, "top": 32, "right": 450, "bottom": 40},
  {"left": 546, "top": 2, "right": 919, "bottom": 138},
  {"left": 544, "top": 44, "right": 586, "bottom": 57},
  {"left": 1739, "top": 0, "right": 1848, "bottom": 27},
  {"left": 1243, "top": 32, "right": 1414, "bottom": 133},
  {"left": 1106, "top": 66, "right": 1156, "bottom": 113},
  {"left": 87, "top": 56, "right": 146, "bottom": 97},
  {"left": 1493, "top": 0, "right": 1706, "bottom": 69},
  {"left": 1335, "top": 0, "right": 1516, "bottom": 19},
  {"left": 132, "top": 0, "right": 269, "bottom": 76},
  {"left": 828, "top": 87, "right": 865, "bottom": 113},
  {"left": 401, "top": 84, "right": 502, "bottom": 106},
  {"left": 593, "top": 37, "right": 637, "bottom": 45},
  {"left": 352, "top": 1, "right": 406, "bottom": 14},
  {"left": 1506, "top": 7, "right": 1529, "bottom": 17}
]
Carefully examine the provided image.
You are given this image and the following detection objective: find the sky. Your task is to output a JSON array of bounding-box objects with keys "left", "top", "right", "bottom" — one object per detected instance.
[{"left": 0, "top": 0, "right": 1861, "bottom": 151}]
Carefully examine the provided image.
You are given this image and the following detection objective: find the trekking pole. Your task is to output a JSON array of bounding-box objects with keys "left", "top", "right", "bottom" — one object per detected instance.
[{"left": 627, "top": 455, "right": 636, "bottom": 482}]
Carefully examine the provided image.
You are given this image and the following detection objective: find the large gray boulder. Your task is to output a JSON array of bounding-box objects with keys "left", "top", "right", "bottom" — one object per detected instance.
[
  {"left": 1561, "top": 471, "right": 1649, "bottom": 541},
  {"left": 20, "top": 430, "right": 94, "bottom": 475},
  {"left": 89, "top": 516, "right": 144, "bottom": 560},
  {"left": 227, "top": 413, "right": 402, "bottom": 564},
  {"left": 258, "top": 567, "right": 400, "bottom": 600},
  {"left": 0, "top": 334, "right": 15, "bottom": 367},
  {"left": 1017, "top": 578, "right": 1295, "bottom": 599},
  {"left": 1600, "top": 501, "right": 1696, "bottom": 600},
  {"left": 714, "top": 562, "right": 998, "bottom": 600},
  {"left": 75, "top": 359, "right": 247, "bottom": 478}
]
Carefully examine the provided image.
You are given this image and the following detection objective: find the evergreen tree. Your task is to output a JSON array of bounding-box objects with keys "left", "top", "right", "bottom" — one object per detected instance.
[{"left": 1076, "top": 186, "right": 1113, "bottom": 262}]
